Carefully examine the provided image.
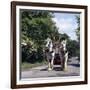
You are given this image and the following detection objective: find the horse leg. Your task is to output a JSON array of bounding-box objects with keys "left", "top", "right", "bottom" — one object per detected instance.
[
  {"left": 51, "top": 52, "right": 55, "bottom": 70},
  {"left": 51, "top": 56, "right": 54, "bottom": 70},
  {"left": 61, "top": 59, "right": 64, "bottom": 70},
  {"left": 48, "top": 60, "right": 52, "bottom": 71},
  {"left": 64, "top": 52, "right": 68, "bottom": 71},
  {"left": 60, "top": 54, "right": 64, "bottom": 70},
  {"left": 46, "top": 53, "right": 52, "bottom": 71}
]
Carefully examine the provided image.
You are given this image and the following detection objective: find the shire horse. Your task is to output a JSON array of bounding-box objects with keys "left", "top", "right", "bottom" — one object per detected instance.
[{"left": 44, "top": 37, "right": 68, "bottom": 71}]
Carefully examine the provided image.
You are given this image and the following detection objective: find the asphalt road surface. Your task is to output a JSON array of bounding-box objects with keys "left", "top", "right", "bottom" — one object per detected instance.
[{"left": 21, "top": 57, "right": 80, "bottom": 79}]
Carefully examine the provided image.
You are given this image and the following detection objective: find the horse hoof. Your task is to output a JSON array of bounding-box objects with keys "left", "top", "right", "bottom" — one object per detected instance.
[
  {"left": 48, "top": 68, "right": 52, "bottom": 71},
  {"left": 64, "top": 68, "right": 67, "bottom": 71}
]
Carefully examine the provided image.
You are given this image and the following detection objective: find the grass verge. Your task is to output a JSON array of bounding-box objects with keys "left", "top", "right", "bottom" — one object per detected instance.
[{"left": 21, "top": 61, "right": 47, "bottom": 70}]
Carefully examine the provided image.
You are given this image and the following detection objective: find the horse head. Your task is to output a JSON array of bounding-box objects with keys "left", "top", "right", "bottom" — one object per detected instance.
[
  {"left": 45, "top": 37, "right": 53, "bottom": 52},
  {"left": 61, "top": 39, "right": 67, "bottom": 52}
]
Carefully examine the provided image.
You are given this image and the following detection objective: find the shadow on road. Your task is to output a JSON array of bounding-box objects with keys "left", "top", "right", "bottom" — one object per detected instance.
[
  {"left": 68, "top": 64, "right": 80, "bottom": 67},
  {"left": 40, "top": 66, "right": 63, "bottom": 71},
  {"left": 53, "top": 67, "right": 63, "bottom": 71},
  {"left": 40, "top": 68, "right": 47, "bottom": 71}
]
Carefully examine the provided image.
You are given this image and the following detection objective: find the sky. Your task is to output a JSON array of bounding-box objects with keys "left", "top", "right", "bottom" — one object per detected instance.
[{"left": 52, "top": 12, "right": 80, "bottom": 40}]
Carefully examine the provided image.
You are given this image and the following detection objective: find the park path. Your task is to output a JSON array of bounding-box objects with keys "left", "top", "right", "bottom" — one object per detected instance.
[{"left": 21, "top": 57, "right": 80, "bottom": 78}]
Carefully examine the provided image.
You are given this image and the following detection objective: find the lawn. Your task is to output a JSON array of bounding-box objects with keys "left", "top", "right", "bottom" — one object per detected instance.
[{"left": 21, "top": 61, "right": 48, "bottom": 70}]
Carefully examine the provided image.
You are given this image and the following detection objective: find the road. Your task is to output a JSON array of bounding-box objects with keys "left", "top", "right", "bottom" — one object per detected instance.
[{"left": 21, "top": 57, "right": 80, "bottom": 79}]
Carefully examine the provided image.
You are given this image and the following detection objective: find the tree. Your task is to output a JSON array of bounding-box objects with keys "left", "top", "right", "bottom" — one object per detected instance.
[
  {"left": 75, "top": 15, "right": 80, "bottom": 61},
  {"left": 58, "top": 33, "right": 79, "bottom": 58},
  {"left": 67, "top": 40, "right": 79, "bottom": 58},
  {"left": 75, "top": 15, "right": 80, "bottom": 42},
  {"left": 20, "top": 10, "right": 59, "bottom": 63},
  {"left": 60, "top": 33, "right": 70, "bottom": 41}
]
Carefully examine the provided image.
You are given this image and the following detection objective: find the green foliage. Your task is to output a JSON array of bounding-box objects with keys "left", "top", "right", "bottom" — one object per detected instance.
[
  {"left": 21, "top": 10, "right": 80, "bottom": 63},
  {"left": 75, "top": 15, "right": 80, "bottom": 60},
  {"left": 75, "top": 15, "right": 80, "bottom": 41},
  {"left": 67, "top": 40, "right": 80, "bottom": 58},
  {"left": 59, "top": 33, "right": 80, "bottom": 59},
  {"left": 20, "top": 10, "right": 59, "bottom": 63},
  {"left": 60, "top": 33, "right": 70, "bottom": 41}
]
